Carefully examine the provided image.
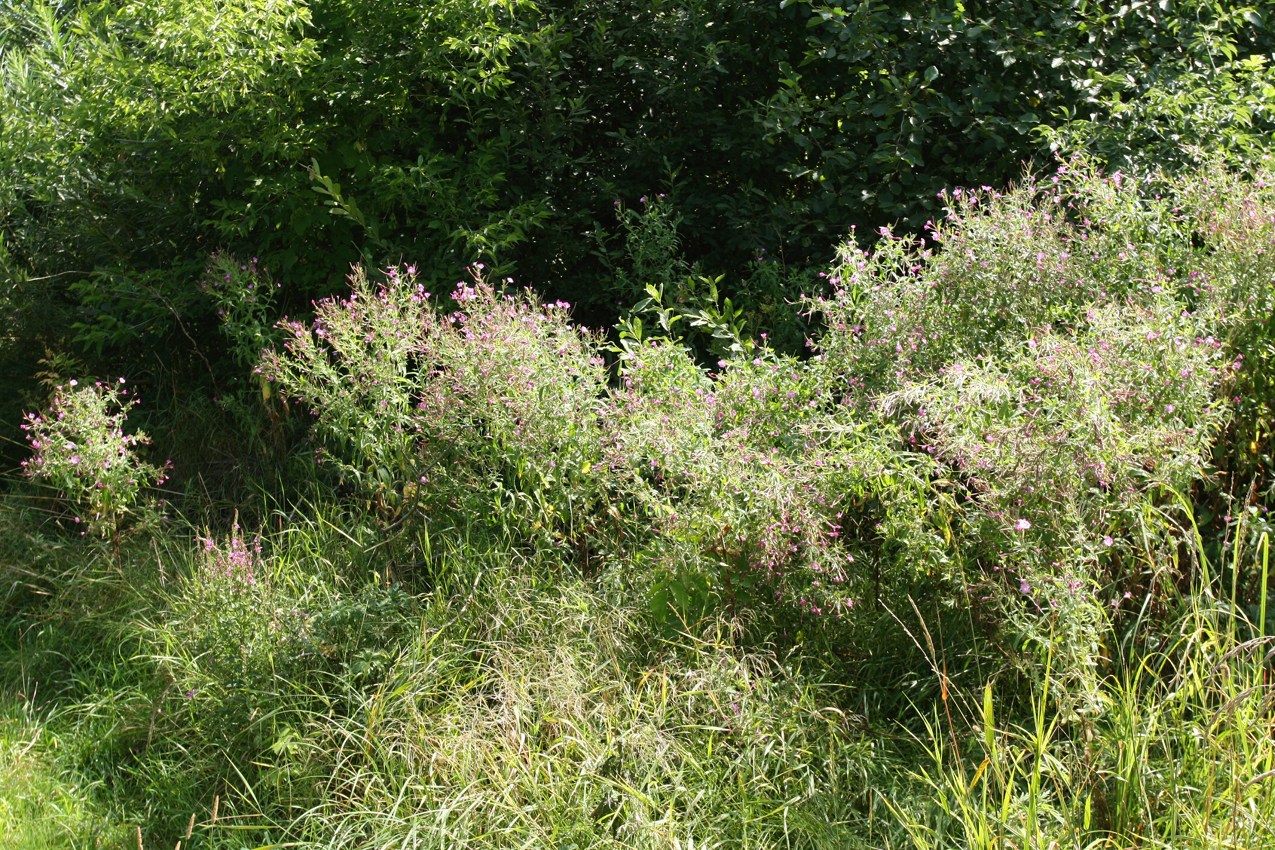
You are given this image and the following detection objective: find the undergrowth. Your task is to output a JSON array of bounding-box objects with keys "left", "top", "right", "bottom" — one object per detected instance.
[{"left": 2, "top": 161, "right": 1274, "bottom": 849}]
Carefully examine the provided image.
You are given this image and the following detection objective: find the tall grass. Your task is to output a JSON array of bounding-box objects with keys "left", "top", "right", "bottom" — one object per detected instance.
[
  {"left": 890, "top": 517, "right": 1275, "bottom": 850},
  {"left": 5, "top": 485, "right": 1269, "bottom": 849},
  {"left": 281, "top": 584, "right": 879, "bottom": 848}
]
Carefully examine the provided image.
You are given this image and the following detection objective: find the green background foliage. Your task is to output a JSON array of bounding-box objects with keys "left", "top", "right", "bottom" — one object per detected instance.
[{"left": 4, "top": 0, "right": 1271, "bottom": 369}]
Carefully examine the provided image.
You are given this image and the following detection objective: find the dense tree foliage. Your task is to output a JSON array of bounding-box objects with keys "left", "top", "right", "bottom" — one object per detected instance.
[{"left": 2, "top": 0, "right": 1271, "bottom": 357}]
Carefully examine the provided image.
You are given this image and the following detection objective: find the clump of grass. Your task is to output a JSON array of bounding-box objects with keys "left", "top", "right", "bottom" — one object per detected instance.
[
  {"left": 0, "top": 700, "right": 128, "bottom": 850},
  {"left": 889, "top": 522, "right": 1275, "bottom": 850},
  {"left": 248, "top": 574, "right": 889, "bottom": 849},
  {"left": 0, "top": 494, "right": 181, "bottom": 845}
]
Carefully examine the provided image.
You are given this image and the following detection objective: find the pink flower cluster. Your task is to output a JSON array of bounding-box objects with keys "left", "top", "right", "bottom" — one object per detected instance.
[{"left": 199, "top": 527, "right": 262, "bottom": 591}]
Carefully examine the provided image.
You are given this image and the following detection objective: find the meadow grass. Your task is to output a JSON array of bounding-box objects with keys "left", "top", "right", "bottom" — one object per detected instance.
[
  {"left": 1, "top": 489, "right": 1270, "bottom": 850},
  {"left": 889, "top": 520, "right": 1275, "bottom": 850}
]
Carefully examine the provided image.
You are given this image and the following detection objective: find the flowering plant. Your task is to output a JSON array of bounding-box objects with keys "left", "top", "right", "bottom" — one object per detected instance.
[
  {"left": 260, "top": 265, "right": 609, "bottom": 542},
  {"left": 205, "top": 252, "right": 280, "bottom": 375},
  {"left": 164, "top": 526, "right": 316, "bottom": 730},
  {"left": 21, "top": 379, "right": 167, "bottom": 541}
]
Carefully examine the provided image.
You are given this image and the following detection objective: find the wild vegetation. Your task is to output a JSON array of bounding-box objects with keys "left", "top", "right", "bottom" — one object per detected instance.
[{"left": 2, "top": 2, "right": 1274, "bottom": 849}]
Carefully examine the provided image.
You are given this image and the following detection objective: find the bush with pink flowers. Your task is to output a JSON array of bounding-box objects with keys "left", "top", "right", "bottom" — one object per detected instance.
[
  {"left": 256, "top": 161, "right": 1275, "bottom": 699},
  {"left": 260, "top": 265, "right": 610, "bottom": 550},
  {"left": 21, "top": 379, "right": 167, "bottom": 544}
]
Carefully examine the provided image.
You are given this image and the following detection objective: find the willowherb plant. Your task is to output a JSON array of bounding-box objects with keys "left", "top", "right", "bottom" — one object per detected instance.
[
  {"left": 198, "top": 526, "right": 262, "bottom": 590},
  {"left": 260, "top": 265, "right": 609, "bottom": 543},
  {"left": 809, "top": 161, "right": 1210, "bottom": 406},
  {"left": 1174, "top": 163, "right": 1275, "bottom": 484},
  {"left": 204, "top": 251, "right": 281, "bottom": 374},
  {"left": 612, "top": 192, "right": 689, "bottom": 307},
  {"left": 426, "top": 272, "right": 609, "bottom": 532},
  {"left": 808, "top": 161, "right": 1263, "bottom": 698},
  {"left": 604, "top": 337, "right": 940, "bottom": 629},
  {"left": 889, "top": 299, "right": 1229, "bottom": 555},
  {"left": 809, "top": 180, "right": 1081, "bottom": 403},
  {"left": 164, "top": 526, "right": 315, "bottom": 728},
  {"left": 887, "top": 300, "right": 1230, "bottom": 695},
  {"left": 20, "top": 378, "right": 167, "bottom": 541},
  {"left": 259, "top": 264, "right": 435, "bottom": 512},
  {"left": 1176, "top": 164, "right": 1275, "bottom": 333}
]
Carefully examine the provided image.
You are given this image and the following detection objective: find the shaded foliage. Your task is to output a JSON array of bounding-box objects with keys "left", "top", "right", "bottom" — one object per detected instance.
[{"left": 2, "top": 0, "right": 1271, "bottom": 382}]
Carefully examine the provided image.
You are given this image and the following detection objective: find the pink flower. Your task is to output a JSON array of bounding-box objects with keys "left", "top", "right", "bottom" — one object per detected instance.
[{"left": 1014, "top": 518, "right": 1032, "bottom": 531}]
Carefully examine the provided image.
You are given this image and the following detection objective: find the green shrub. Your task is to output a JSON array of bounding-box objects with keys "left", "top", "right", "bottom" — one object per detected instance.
[
  {"left": 259, "top": 160, "right": 1273, "bottom": 706},
  {"left": 604, "top": 338, "right": 940, "bottom": 633},
  {"left": 260, "top": 265, "right": 610, "bottom": 548},
  {"left": 808, "top": 163, "right": 1263, "bottom": 698}
]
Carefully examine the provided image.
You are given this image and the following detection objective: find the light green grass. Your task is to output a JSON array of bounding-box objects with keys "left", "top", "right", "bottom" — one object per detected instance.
[
  {"left": 0, "top": 698, "right": 129, "bottom": 850},
  {"left": 889, "top": 525, "right": 1275, "bottom": 850},
  {"left": 4, "top": 491, "right": 1274, "bottom": 850}
]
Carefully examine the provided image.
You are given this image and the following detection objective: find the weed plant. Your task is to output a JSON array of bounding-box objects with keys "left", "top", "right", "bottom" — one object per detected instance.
[{"left": 19, "top": 379, "right": 168, "bottom": 564}]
